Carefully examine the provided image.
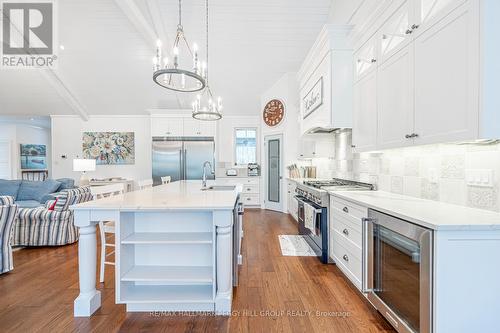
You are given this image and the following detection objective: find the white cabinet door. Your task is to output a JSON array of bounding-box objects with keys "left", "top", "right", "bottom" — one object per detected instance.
[
  {"left": 151, "top": 117, "right": 184, "bottom": 137},
  {"left": 413, "top": 0, "right": 467, "bottom": 37},
  {"left": 151, "top": 117, "right": 171, "bottom": 137},
  {"left": 183, "top": 119, "right": 216, "bottom": 137},
  {"left": 183, "top": 118, "right": 201, "bottom": 136},
  {"left": 354, "top": 36, "right": 378, "bottom": 82},
  {"left": 298, "top": 139, "right": 315, "bottom": 159},
  {"left": 377, "top": 45, "right": 415, "bottom": 149},
  {"left": 379, "top": 0, "right": 414, "bottom": 64},
  {"left": 413, "top": 2, "right": 478, "bottom": 144},
  {"left": 353, "top": 70, "right": 378, "bottom": 152},
  {"left": 168, "top": 118, "right": 184, "bottom": 136},
  {"left": 199, "top": 121, "right": 216, "bottom": 137}
]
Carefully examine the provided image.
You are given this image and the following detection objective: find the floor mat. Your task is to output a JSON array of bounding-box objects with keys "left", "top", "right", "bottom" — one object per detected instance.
[{"left": 278, "top": 235, "right": 319, "bottom": 256}]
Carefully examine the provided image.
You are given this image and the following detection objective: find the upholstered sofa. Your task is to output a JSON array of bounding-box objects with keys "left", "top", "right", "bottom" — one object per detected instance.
[
  {"left": 12, "top": 186, "right": 92, "bottom": 247},
  {"left": 0, "top": 178, "right": 75, "bottom": 208},
  {"left": 0, "top": 196, "right": 18, "bottom": 274}
]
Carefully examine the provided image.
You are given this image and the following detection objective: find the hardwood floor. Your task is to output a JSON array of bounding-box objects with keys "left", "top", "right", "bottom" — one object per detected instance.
[{"left": 0, "top": 209, "right": 394, "bottom": 333}]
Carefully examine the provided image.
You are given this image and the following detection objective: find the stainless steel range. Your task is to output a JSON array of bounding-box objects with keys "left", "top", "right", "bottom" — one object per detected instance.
[{"left": 295, "top": 178, "right": 375, "bottom": 263}]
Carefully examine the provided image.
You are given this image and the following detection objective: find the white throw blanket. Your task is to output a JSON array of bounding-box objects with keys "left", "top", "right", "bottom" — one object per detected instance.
[{"left": 304, "top": 203, "right": 316, "bottom": 234}]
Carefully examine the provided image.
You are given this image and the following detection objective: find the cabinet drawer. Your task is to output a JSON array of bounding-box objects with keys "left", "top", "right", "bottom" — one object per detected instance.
[
  {"left": 332, "top": 230, "right": 362, "bottom": 289},
  {"left": 331, "top": 197, "right": 368, "bottom": 221},
  {"left": 244, "top": 177, "right": 259, "bottom": 185},
  {"left": 331, "top": 206, "right": 363, "bottom": 233},
  {"left": 242, "top": 184, "right": 259, "bottom": 194},
  {"left": 332, "top": 213, "right": 362, "bottom": 248},
  {"left": 241, "top": 194, "right": 259, "bottom": 206}
]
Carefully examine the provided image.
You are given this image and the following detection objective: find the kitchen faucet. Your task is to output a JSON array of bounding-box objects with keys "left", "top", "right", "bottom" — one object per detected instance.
[{"left": 202, "top": 161, "right": 213, "bottom": 188}]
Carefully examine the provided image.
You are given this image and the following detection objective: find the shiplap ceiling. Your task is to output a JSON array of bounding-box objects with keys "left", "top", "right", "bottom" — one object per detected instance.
[{"left": 0, "top": 0, "right": 377, "bottom": 118}]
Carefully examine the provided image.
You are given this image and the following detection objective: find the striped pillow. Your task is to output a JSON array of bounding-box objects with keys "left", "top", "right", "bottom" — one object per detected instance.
[{"left": 54, "top": 187, "right": 91, "bottom": 211}]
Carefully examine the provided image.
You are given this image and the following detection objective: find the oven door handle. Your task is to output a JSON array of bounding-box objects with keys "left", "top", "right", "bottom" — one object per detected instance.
[{"left": 362, "top": 217, "right": 376, "bottom": 293}]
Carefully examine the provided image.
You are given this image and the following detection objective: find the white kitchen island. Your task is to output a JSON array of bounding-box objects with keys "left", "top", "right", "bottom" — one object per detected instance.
[{"left": 72, "top": 180, "right": 241, "bottom": 317}]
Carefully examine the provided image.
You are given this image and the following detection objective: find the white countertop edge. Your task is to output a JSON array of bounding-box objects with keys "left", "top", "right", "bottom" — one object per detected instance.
[
  {"left": 329, "top": 190, "right": 500, "bottom": 231},
  {"left": 71, "top": 205, "right": 238, "bottom": 211}
]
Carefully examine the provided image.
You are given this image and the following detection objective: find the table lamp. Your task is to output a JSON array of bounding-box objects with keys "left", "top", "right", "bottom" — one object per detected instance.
[{"left": 73, "top": 158, "right": 96, "bottom": 186}]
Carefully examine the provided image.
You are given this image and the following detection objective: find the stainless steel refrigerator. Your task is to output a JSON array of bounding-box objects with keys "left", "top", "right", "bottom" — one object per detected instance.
[{"left": 152, "top": 137, "right": 215, "bottom": 186}]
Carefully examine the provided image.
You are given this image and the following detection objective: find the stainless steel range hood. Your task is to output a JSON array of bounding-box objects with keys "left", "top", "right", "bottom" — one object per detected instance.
[{"left": 306, "top": 127, "right": 350, "bottom": 135}]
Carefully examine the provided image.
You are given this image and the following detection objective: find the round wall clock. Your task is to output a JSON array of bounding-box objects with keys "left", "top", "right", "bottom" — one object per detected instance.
[{"left": 263, "top": 99, "right": 285, "bottom": 127}]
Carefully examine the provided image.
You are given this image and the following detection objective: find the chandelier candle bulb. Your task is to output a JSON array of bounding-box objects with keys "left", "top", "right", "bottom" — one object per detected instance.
[
  {"left": 156, "top": 41, "right": 162, "bottom": 64},
  {"left": 152, "top": 57, "right": 159, "bottom": 71},
  {"left": 193, "top": 43, "right": 198, "bottom": 71},
  {"left": 173, "top": 47, "right": 179, "bottom": 68},
  {"left": 181, "top": 73, "right": 186, "bottom": 88},
  {"left": 202, "top": 61, "right": 207, "bottom": 79},
  {"left": 163, "top": 57, "right": 169, "bottom": 69}
]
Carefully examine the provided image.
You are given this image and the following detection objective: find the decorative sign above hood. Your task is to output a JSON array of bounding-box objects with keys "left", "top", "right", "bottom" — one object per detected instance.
[{"left": 302, "top": 77, "right": 323, "bottom": 119}]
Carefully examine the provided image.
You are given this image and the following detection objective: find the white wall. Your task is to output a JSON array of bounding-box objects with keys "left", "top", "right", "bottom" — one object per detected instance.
[
  {"left": 260, "top": 72, "right": 300, "bottom": 212},
  {"left": 0, "top": 123, "right": 51, "bottom": 179},
  {"left": 216, "top": 115, "right": 260, "bottom": 166},
  {"left": 51, "top": 115, "right": 151, "bottom": 186}
]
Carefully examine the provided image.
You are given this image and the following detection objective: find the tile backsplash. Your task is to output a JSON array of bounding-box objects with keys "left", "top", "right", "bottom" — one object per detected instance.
[{"left": 313, "top": 130, "right": 500, "bottom": 212}]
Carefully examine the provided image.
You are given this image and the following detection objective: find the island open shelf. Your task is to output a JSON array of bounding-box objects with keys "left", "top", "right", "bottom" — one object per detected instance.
[
  {"left": 116, "top": 211, "right": 217, "bottom": 312},
  {"left": 121, "top": 232, "right": 213, "bottom": 245}
]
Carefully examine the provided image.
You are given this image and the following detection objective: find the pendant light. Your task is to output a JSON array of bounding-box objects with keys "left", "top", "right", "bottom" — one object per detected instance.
[
  {"left": 152, "top": 0, "right": 206, "bottom": 92},
  {"left": 192, "top": 0, "right": 222, "bottom": 121}
]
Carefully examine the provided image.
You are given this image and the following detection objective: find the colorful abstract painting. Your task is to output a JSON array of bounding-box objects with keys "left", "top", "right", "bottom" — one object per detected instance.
[
  {"left": 20, "top": 144, "right": 47, "bottom": 170},
  {"left": 82, "top": 132, "right": 135, "bottom": 165}
]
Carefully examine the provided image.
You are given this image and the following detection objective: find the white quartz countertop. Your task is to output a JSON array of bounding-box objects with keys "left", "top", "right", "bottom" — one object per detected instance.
[
  {"left": 329, "top": 190, "right": 500, "bottom": 231},
  {"left": 72, "top": 180, "right": 242, "bottom": 211}
]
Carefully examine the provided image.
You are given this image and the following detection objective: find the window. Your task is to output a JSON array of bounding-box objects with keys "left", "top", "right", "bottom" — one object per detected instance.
[{"left": 234, "top": 128, "right": 257, "bottom": 165}]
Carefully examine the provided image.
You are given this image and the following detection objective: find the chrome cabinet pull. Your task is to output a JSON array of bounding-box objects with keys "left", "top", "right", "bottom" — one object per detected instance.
[
  {"left": 343, "top": 228, "right": 349, "bottom": 236},
  {"left": 405, "top": 134, "right": 412, "bottom": 139},
  {"left": 343, "top": 254, "right": 349, "bottom": 262},
  {"left": 343, "top": 206, "right": 349, "bottom": 213},
  {"left": 411, "top": 24, "right": 419, "bottom": 30},
  {"left": 371, "top": 58, "right": 377, "bottom": 63},
  {"left": 412, "top": 133, "right": 419, "bottom": 138},
  {"left": 405, "top": 29, "right": 413, "bottom": 35}
]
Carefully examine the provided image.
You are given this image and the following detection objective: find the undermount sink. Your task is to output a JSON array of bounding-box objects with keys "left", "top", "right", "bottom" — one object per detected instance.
[{"left": 201, "top": 185, "right": 236, "bottom": 191}]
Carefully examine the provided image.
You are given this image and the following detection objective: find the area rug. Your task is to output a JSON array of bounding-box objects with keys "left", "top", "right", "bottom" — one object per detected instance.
[{"left": 278, "top": 235, "right": 319, "bottom": 256}]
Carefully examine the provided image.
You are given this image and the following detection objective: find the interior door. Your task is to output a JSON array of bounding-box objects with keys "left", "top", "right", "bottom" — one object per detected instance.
[
  {"left": 184, "top": 140, "right": 215, "bottom": 180},
  {"left": 264, "top": 134, "right": 283, "bottom": 212}
]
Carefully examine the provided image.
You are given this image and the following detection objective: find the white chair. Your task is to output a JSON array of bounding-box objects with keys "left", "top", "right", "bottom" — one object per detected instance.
[
  {"left": 90, "top": 183, "right": 125, "bottom": 283},
  {"left": 138, "top": 179, "right": 154, "bottom": 190},
  {"left": 161, "top": 176, "right": 172, "bottom": 184}
]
